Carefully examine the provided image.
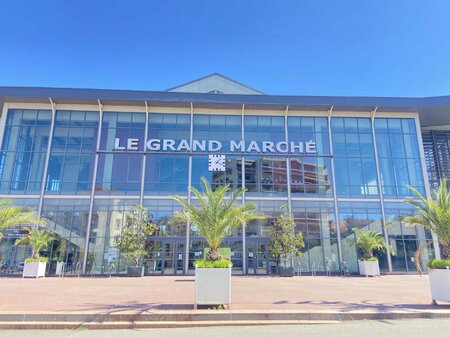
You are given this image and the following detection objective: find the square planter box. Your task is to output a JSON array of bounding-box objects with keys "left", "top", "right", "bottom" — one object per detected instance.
[
  {"left": 429, "top": 268, "right": 450, "bottom": 304},
  {"left": 127, "top": 266, "right": 145, "bottom": 277},
  {"left": 22, "top": 261, "right": 46, "bottom": 278},
  {"left": 194, "top": 267, "right": 231, "bottom": 309},
  {"left": 55, "top": 262, "right": 65, "bottom": 276},
  {"left": 358, "top": 260, "right": 380, "bottom": 277},
  {"left": 278, "top": 266, "right": 295, "bottom": 277}
]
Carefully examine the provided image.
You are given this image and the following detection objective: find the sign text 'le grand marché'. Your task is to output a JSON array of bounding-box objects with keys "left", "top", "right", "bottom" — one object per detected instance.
[{"left": 113, "top": 138, "right": 317, "bottom": 154}]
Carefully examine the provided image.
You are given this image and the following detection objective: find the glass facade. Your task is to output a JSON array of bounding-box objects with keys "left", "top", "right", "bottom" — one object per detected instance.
[
  {"left": 332, "top": 118, "right": 378, "bottom": 197},
  {"left": 0, "top": 107, "right": 430, "bottom": 275}
]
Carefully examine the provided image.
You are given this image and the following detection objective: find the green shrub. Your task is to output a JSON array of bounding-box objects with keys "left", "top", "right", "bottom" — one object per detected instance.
[
  {"left": 427, "top": 258, "right": 450, "bottom": 269},
  {"left": 194, "top": 258, "right": 232, "bottom": 268},
  {"left": 25, "top": 257, "right": 48, "bottom": 263},
  {"left": 360, "top": 257, "right": 378, "bottom": 262}
]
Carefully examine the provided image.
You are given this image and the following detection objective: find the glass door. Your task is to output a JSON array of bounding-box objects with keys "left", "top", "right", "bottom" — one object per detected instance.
[
  {"left": 145, "top": 238, "right": 185, "bottom": 275},
  {"left": 246, "top": 239, "right": 269, "bottom": 275}
]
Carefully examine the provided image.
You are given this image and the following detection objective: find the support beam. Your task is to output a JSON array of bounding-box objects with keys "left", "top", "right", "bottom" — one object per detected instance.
[
  {"left": 241, "top": 104, "right": 246, "bottom": 275},
  {"left": 140, "top": 101, "right": 149, "bottom": 205},
  {"left": 83, "top": 99, "right": 103, "bottom": 273},
  {"left": 327, "top": 106, "right": 344, "bottom": 265},
  {"left": 284, "top": 105, "right": 292, "bottom": 215},
  {"left": 38, "top": 98, "right": 56, "bottom": 216},
  {"left": 415, "top": 115, "right": 441, "bottom": 260},
  {"left": 371, "top": 106, "right": 393, "bottom": 272},
  {"left": 184, "top": 102, "right": 194, "bottom": 274}
]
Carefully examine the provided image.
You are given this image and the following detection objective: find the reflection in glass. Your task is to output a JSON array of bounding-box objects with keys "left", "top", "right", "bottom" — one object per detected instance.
[
  {"left": 332, "top": 117, "right": 378, "bottom": 198},
  {"left": 46, "top": 110, "right": 98, "bottom": 194},
  {"left": 375, "top": 118, "right": 425, "bottom": 198},
  {"left": 96, "top": 153, "right": 143, "bottom": 194},
  {"left": 0, "top": 109, "right": 51, "bottom": 194}
]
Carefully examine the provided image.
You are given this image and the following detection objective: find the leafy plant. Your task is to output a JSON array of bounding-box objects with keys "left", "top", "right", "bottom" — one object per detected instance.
[
  {"left": 350, "top": 228, "right": 394, "bottom": 261},
  {"left": 51, "top": 237, "right": 68, "bottom": 262},
  {"left": 427, "top": 258, "right": 450, "bottom": 269},
  {"left": 269, "top": 205, "right": 304, "bottom": 268},
  {"left": 194, "top": 258, "right": 232, "bottom": 268},
  {"left": 116, "top": 205, "right": 156, "bottom": 266},
  {"left": 25, "top": 257, "right": 49, "bottom": 263},
  {"left": 172, "top": 177, "right": 264, "bottom": 262},
  {"left": 0, "top": 200, "right": 45, "bottom": 240},
  {"left": 15, "top": 226, "right": 55, "bottom": 260},
  {"left": 404, "top": 180, "right": 450, "bottom": 259}
]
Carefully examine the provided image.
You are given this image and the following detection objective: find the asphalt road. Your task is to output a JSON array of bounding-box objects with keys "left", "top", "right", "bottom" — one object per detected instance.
[{"left": 0, "top": 319, "right": 449, "bottom": 338}]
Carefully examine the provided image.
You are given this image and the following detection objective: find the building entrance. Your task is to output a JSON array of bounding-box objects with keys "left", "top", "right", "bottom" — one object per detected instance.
[
  {"left": 245, "top": 238, "right": 270, "bottom": 275},
  {"left": 146, "top": 238, "right": 185, "bottom": 275}
]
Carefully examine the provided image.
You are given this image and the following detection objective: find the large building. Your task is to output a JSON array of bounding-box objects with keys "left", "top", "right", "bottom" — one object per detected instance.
[{"left": 1, "top": 73, "right": 449, "bottom": 276}]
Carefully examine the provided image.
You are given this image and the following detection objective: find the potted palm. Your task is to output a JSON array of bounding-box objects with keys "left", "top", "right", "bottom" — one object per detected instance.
[
  {"left": 15, "top": 226, "right": 54, "bottom": 278},
  {"left": 269, "top": 206, "right": 304, "bottom": 277},
  {"left": 404, "top": 180, "right": 450, "bottom": 304},
  {"left": 117, "top": 205, "right": 156, "bottom": 277},
  {"left": 172, "top": 177, "right": 263, "bottom": 309},
  {"left": 0, "top": 199, "right": 45, "bottom": 241},
  {"left": 350, "top": 228, "right": 394, "bottom": 277}
]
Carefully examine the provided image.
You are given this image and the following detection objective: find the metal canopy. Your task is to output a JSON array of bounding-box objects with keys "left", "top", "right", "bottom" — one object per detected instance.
[{"left": 1, "top": 86, "right": 450, "bottom": 127}]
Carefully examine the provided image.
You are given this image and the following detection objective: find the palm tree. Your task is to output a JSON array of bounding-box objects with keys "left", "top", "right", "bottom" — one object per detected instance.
[
  {"left": 0, "top": 199, "right": 45, "bottom": 240},
  {"left": 172, "top": 177, "right": 264, "bottom": 261},
  {"left": 404, "top": 180, "right": 450, "bottom": 259},
  {"left": 350, "top": 228, "right": 394, "bottom": 260},
  {"left": 15, "top": 226, "right": 55, "bottom": 259}
]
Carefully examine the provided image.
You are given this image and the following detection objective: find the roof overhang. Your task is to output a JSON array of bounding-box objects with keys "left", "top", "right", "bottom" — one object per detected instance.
[{"left": 1, "top": 86, "right": 450, "bottom": 128}]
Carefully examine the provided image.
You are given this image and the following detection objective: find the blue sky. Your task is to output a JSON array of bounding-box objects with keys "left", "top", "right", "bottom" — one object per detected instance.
[{"left": 0, "top": 1, "right": 449, "bottom": 97}]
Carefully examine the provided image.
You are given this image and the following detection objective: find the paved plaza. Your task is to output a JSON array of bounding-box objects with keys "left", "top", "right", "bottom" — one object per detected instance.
[
  {"left": 2, "top": 319, "right": 450, "bottom": 338},
  {"left": 0, "top": 274, "right": 448, "bottom": 314}
]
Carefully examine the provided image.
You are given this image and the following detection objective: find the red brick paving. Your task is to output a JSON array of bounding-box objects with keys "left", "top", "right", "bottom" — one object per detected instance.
[{"left": 0, "top": 275, "right": 447, "bottom": 313}]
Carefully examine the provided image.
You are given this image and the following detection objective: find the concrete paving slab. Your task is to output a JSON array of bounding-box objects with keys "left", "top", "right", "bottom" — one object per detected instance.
[{"left": 1, "top": 274, "right": 450, "bottom": 328}]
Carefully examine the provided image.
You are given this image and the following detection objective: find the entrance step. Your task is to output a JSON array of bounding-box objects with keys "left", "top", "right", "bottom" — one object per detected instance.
[
  {"left": 0, "top": 319, "right": 340, "bottom": 330},
  {"left": 1, "top": 309, "right": 450, "bottom": 330}
]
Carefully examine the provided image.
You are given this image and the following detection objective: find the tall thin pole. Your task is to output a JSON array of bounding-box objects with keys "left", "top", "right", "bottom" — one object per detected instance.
[
  {"left": 83, "top": 99, "right": 103, "bottom": 273},
  {"left": 371, "top": 107, "right": 393, "bottom": 272},
  {"left": 38, "top": 98, "right": 56, "bottom": 216},
  {"left": 327, "top": 106, "right": 344, "bottom": 264}
]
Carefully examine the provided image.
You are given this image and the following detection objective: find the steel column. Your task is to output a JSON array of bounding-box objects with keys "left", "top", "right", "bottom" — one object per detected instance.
[
  {"left": 327, "top": 106, "right": 344, "bottom": 264},
  {"left": 140, "top": 101, "right": 149, "bottom": 205},
  {"left": 415, "top": 116, "right": 441, "bottom": 260},
  {"left": 184, "top": 102, "right": 194, "bottom": 274},
  {"left": 371, "top": 107, "right": 393, "bottom": 272},
  {"left": 82, "top": 100, "right": 103, "bottom": 273},
  {"left": 241, "top": 104, "right": 247, "bottom": 274},
  {"left": 37, "top": 98, "right": 56, "bottom": 216},
  {"left": 284, "top": 105, "right": 292, "bottom": 215}
]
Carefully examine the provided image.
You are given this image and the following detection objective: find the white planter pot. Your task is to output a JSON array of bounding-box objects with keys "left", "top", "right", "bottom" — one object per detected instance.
[
  {"left": 429, "top": 268, "right": 450, "bottom": 304},
  {"left": 55, "top": 262, "right": 65, "bottom": 276},
  {"left": 22, "top": 261, "right": 46, "bottom": 278},
  {"left": 358, "top": 260, "right": 380, "bottom": 277},
  {"left": 194, "top": 267, "right": 231, "bottom": 309}
]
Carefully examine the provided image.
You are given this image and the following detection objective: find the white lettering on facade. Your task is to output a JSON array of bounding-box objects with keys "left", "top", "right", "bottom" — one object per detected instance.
[
  {"left": 115, "top": 138, "right": 317, "bottom": 154},
  {"left": 230, "top": 140, "right": 245, "bottom": 152},
  {"left": 275, "top": 142, "right": 288, "bottom": 153},
  {"left": 306, "top": 140, "right": 317, "bottom": 154},
  {"left": 163, "top": 139, "right": 176, "bottom": 151},
  {"left": 247, "top": 141, "right": 261, "bottom": 152},
  {"left": 290, "top": 142, "right": 304, "bottom": 153},
  {"left": 262, "top": 141, "right": 275, "bottom": 153},
  {"left": 127, "top": 138, "right": 139, "bottom": 150},
  {"left": 177, "top": 139, "right": 190, "bottom": 151},
  {"left": 147, "top": 139, "right": 160, "bottom": 151},
  {"left": 193, "top": 140, "right": 206, "bottom": 151},
  {"left": 114, "top": 138, "right": 125, "bottom": 150},
  {"left": 208, "top": 140, "right": 222, "bottom": 151}
]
